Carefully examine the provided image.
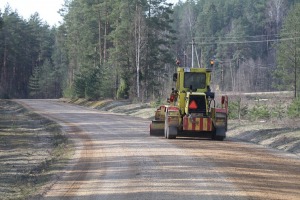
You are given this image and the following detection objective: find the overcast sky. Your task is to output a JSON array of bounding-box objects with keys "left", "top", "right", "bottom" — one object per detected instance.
[{"left": 0, "top": 0, "right": 181, "bottom": 26}]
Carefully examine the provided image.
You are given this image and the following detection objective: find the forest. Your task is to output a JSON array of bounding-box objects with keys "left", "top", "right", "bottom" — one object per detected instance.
[{"left": 0, "top": 0, "right": 300, "bottom": 100}]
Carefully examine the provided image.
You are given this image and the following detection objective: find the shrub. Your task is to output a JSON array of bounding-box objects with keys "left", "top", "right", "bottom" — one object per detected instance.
[
  {"left": 248, "top": 104, "right": 270, "bottom": 121},
  {"left": 63, "top": 86, "right": 75, "bottom": 98},
  {"left": 228, "top": 101, "right": 239, "bottom": 119},
  {"left": 270, "top": 102, "right": 286, "bottom": 120},
  {"left": 228, "top": 98, "right": 248, "bottom": 120},
  {"left": 117, "top": 78, "right": 129, "bottom": 99},
  {"left": 287, "top": 98, "right": 300, "bottom": 118}
]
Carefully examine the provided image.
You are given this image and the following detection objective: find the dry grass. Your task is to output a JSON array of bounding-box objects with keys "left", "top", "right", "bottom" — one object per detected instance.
[
  {"left": 0, "top": 100, "right": 72, "bottom": 200},
  {"left": 228, "top": 120, "right": 300, "bottom": 156}
]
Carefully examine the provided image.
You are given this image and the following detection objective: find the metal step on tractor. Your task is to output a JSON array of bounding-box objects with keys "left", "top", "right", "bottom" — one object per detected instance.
[{"left": 150, "top": 62, "right": 228, "bottom": 141}]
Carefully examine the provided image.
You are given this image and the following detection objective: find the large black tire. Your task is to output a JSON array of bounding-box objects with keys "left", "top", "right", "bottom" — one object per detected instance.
[
  {"left": 164, "top": 117, "right": 168, "bottom": 138},
  {"left": 165, "top": 125, "right": 177, "bottom": 139},
  {"left": 212, "top": 128, "right": 225, "bottom": 141},
  {"left": 212, "top": 135, "right": 225, "bottom": 141},
  {"left": 164, "top": 110, "right": 177, "bottom": 139},
  {"left": 164, "top": 110, "right": 169, "bottom": 138}
]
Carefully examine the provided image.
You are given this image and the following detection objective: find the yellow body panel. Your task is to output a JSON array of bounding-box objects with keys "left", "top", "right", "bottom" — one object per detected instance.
[{"left": 176, "top": 67, "right": 211, "bottom": 115}]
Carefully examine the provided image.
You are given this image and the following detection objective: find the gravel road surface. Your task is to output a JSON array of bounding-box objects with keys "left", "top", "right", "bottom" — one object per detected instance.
[{"left": 17, "top": 100, "right": 300, "bottom": 200}]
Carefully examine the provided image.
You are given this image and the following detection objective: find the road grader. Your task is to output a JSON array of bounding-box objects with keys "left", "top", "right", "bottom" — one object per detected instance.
[{"left": 150, "top": 64, "right": 228, "bottom": 140}]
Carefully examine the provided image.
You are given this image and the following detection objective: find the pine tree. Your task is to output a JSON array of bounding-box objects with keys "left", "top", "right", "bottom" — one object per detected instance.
[
  {"left": 274, "top": 3, "right": 300, "bottom": 98},
  {"left": 28, "top": 66, "right": 41, "bottom": 98}
]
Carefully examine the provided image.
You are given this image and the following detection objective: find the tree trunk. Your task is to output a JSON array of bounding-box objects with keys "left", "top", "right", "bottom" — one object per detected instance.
[
  {"left": 294, "top": 37, "right": 297, "bottom": 98},
  {"left": 98, "top": 16, "right": 102, "bottom": 65},
  {"left": 103, "top": 1, "right": 108, "bottom": 63},
  {"left": 135, "top": 4, "right": 142, "bottom": 98},
  {"left": 1, "top": 39, "right": 8, "bottom": 95}
]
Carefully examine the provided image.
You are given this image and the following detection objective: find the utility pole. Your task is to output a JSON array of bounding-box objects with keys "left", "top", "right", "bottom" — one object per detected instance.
[
  {"left": 184, "top": 49, "right": 187, "bottom": 68},
  {"left": 221, "top": 63, "right": 224, "bottom": 91},
  {"left": 192, "top": 39, "right": 194, "bottom": 68}
]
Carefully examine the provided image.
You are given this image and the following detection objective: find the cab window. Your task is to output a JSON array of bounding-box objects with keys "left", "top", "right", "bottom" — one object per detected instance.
[{"left": 184, "top": 72, "right": 206, "bottom": 89}]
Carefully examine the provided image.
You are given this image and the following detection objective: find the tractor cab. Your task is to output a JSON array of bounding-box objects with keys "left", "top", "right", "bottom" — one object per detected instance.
[{"left": 173, "top": 67, "right": 214, "bottom": 116}]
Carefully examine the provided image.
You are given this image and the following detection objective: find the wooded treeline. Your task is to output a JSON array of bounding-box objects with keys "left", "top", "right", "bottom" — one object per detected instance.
[
  {"left": 0, "top": 0, "right": 299, "bottom": 100},
  {"left": 0, "top": 8, "right": 64, "bottom": 98},
  {"left": 174, "top": 0, "right": 300, "bottom": 97}
]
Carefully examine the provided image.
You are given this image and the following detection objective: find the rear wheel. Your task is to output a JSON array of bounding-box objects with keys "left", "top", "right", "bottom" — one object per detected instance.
[
  {"left": 164, "top": 110, "right": 177, "bottom": 139},
  {"left": 212, "top": 127, "right": 225, "bottom": 141},
  {"left": 212, "top": 135, "right": 225, "bottom": 141},
  {"left": 167, "top": 125, "right": 177, "bottom": 139},
  {"left": 164, "top": 116, "right": 168, "bottom": 138}
]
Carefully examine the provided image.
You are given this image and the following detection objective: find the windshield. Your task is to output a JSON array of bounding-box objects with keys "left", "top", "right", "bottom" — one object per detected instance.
[{"left": 184, "top": 72, "right": 206, "bottom": 89}]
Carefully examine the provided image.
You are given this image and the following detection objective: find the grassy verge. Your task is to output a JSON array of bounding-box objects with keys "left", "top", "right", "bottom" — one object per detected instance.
[
  {"left": 61, "top": 98, "right": 155, "bottom": 119},
  {"left": 0, "top": 100, "right": 73, "bottom": 200},
  {"left": 228, "top": 120, "right": 300, "bottom": 156}
]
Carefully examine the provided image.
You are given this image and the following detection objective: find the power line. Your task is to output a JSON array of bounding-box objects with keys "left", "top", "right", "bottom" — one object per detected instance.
[
  {"left": 192, "top": 32, "right": 300, "bottom": 40},
  {"left": 192, "top": 36, "right": 300, "bottom": 45}
]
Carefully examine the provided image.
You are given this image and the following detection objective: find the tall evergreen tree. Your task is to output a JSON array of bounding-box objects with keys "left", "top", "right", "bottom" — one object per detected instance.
[
  {"left": 28, "top": 66, "right": 40, "bottom": 98},
  {"left": 274, "top": 3, "right": 300, "bottom": 98},
  {"left": 60, "top": 0, "right": 175, "bottom": 100}
]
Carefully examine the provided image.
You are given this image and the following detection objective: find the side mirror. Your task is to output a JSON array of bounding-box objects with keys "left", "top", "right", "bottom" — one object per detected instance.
[
  {"left": 206, "top": 92, "right": 215, "bottom": 99},
  {"left": 173, "top": 73, "right": 177, "bottom": 82}
]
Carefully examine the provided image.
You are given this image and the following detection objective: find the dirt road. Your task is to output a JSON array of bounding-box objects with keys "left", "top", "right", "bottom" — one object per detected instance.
[{"left": 17, "top": 100, "right": 300, "bottom": 200}]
